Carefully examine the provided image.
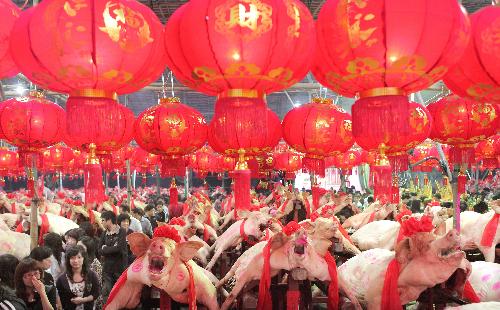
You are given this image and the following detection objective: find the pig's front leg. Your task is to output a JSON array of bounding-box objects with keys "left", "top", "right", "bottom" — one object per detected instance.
[
  {"left": 480, "top": 245, "right": 496, "bottom": 263},
  {"left": 104, "top": 279, "right": 144, "bottom": 310},
  {"left": 220, "top": 269, "right": 252, "bottom": 310}
]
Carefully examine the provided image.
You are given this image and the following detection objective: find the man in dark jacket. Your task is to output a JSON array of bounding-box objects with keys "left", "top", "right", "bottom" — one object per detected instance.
[{"left": 98, "top": 211, "right": 128, "bottom": 305}]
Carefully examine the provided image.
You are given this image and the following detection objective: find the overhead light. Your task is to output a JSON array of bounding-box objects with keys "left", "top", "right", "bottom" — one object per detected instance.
[
  {"left": 16, "top": 85, "right": 26, "bottom": 95},
  {"left": 293, "top": 102, "right": 301, "bottom": 107}
]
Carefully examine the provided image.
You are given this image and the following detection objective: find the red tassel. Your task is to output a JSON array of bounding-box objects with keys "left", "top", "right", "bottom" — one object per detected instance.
[
  {"left": 372, "top": 164, "right": 392, "bottom": 204},
  {"left": 482, "top": 157, "right": 498, "bottom": 169},
  {"left": 381, "top": 259, "right": 401, "bottom": 310},
  {"left": 302, "top": 157, "right": 325, "bottom": 177},
  {"left": 388, "top": 153, "right": 409, "bottom": 173},
  {"left": 27, "top": 178, "right": 35, "bottom": 198},
  {"left": 160, "top": 156, "right": 186, "bottom": 177},
  {"left": 183, "top": 262, "right": 197, "bottom": 310},
  {"left": 88, "top": 207, "right": 95, "bottom": 224},
  {"left": 233, "top": 169, "right": 251, "bottom": 213},
  {"left": 257, "top": 240, "right": 272, "bottom": 310},
  {"left": 85, "top": 162, "right": 106, "bottom": 204},
  {"left": 462, "top": 280, "right": 480, "bottom": 303},
  {"left": 170, "top": 185, "right": 178, "bottom": 208},
  {"left": 286, "top": 290, "right": 300, "bottom": 310},
  {"left": 450, "top": 146, "right": 475, "bottom": 166},
  {"left": 39, "top": 214, "right": 50, "bottom": 245},
  {"left": 457, "top": 173, "right": 467, "bottom": 195},
  {"left": 480, "top": 213, "right": 499, "bottom": 247},
  {"left": 130, "top": 199, "right": 135, "bottom": 210},
  {"left": 311, "top": 186, "right": 320, "bottom": 211},
  {"left": 324, "top": 252, "right": 339, "bottom": 310},
  {"left": 391, "top": 185, "right": 400, "bottom": 204}
]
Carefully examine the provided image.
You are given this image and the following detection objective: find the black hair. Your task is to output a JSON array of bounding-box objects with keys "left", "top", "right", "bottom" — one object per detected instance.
[
  {"left": 64, "top": 245, "right": 89, "bottom": 281},
  {"left": 441, "top": 201, "right": 453, "bottom": 209},
  {"left": 120, "top": 204, "right": 130, "bottom": 213},
  {"left": 30, "top": 246, "right": 53, "bottom": 261},
  {"left": 409, "top": 199, "right": 422, "bottom": 213},
  {"left": 367, "top": 196, "right": 375, "bottom": 203},
  {"left": 78, "top": 236, "right": 97, "bottom": 262},
  {"left": 65, "top": 228, "right": 84, "bottom": 241},
  {"left": 15, "top": 258, "right": 42, "bottom": 302},
  {"left": 433, "top": 193, "right": 442, "bottom": 200},
  {"left": 0, "top": 254, "right": 19, "bottom": 289},
  {"left": 117, "top": 213, "right": 131, "bottom": 225},
  {"left": 145, "top": 204, "right": 155, "bottom": 212},
  {"left": 132, "top": 208, "right": 144, "bottom": 216},
  {"left": 43, "top": 232, "right": 64, "bottom": 264},
  {"left": 79, "top": 221, "right": 95, "bottom": 238},
  {"left": 473, "top": 201, "right": 489, "bottom": 214},
  {"left": 101, "top": 210, "right": 117, "bottom": 224}
]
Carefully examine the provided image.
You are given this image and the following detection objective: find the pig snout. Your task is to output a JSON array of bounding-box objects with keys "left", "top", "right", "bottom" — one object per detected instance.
[
  {"left": 150, "top": 240, "right": 165, "bottom": 255},
  {"left": 294, "top": 235, "right": 308, "bottom": 255}
]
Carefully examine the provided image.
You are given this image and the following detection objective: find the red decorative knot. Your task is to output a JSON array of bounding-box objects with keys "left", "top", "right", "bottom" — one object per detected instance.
[
  {"left": 400, "top": 216, "right": 433, "bottom": 238},
  {"left": 169, "top": 217, "right": 186, "bottom": 227},
  {"left": 395, "top": 209, "right": 413, "bottom": 223},
  {"left": 153, "top": 225, "right": 181, "bottom": 243},
  {"left": 283, "top": 221, "right": 301, "bottom": 236}
]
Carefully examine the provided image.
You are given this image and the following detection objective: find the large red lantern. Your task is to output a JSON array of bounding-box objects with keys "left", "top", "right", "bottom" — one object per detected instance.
[
  {"left": 475, "top": 135, "right": 499, "bottom": 169},
  {"left": 64, "top": 96, "right": 134, "bottom": 154},
  {"left": 208, "top": 96, "right": 281, "bottom": 157},
  {"left": 0, "top": 0, "right": 20, "bottom": 78},
  {"left": 164, "top": 0, "right": 315, "bottom": 96},
  {"left": 134, "top": 97, "right": 207, "bottom": 177},
  {"left": 313, "top": 0, "right": 470, "bottom": 97},
  {"left": 427, "top": 94, "right": 498, "bottom": 165},
  {"left": 0, "top": 91, "right": 66, "bottom": 165},
  {"left": 444, "top": 6, "right": 500, "bottom": 104},
  {"left": 282, "top": 98, "right": 354, "bottom": 176},
  {"left": 10, "top": 0, "right": 165, "bottom": 95},
  {"left": 352, "top": 97, "right": 432, "bottom": 172}
]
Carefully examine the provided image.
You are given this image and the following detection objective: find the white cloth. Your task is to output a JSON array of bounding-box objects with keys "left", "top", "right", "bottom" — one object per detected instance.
[
  {"left": 129, "top": 217, "right": 143, "bottom": 233},
  {"left": 48, "top": 254, "right": 65, "bottom": 281}
]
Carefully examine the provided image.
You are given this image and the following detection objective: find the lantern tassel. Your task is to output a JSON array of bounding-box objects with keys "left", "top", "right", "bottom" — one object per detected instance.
[
  {"left": 388, "top": 153, "right": 409, "bottom": 173},
  {"left": 84, "top": 144, "right": 106, "bottom": 204},
  {"left": 234, "top": 150, "right": 251, "bottom": 215},
  {"left": 170, "top": 179, "right": 178, "bottom": 208},
  {"left": 161, "top": 156, "right": 186, "bottom": 177},
  {"left": 450, "top": 146, "right": 475, "bottom": 166},
  {"left": 372, "top": 149, "right": 393, "bottom": 204},
  {"left": 457, "top": 171, "right": 467, "bottom": 195},
  {"left": 391, "top": 175, "right": 400, "bottom": 204}
]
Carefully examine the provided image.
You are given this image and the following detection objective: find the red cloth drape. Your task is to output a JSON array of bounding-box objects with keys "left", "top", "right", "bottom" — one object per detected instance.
[
  {"left": 480, "top": 213, "right": 499, "bottom": 247},
  {"left": 324, "top": 252, "right": 339, "bottom": 310},
  {"left": 381, "top": 259, "right": 401, "bottom": 310},
  {"left": 257, "top": 240, "right": 272, "bottom": 310}
]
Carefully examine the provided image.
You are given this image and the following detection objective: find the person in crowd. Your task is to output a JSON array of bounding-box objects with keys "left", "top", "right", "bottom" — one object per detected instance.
[
  {"left": 131, "top": 208, "right": 153, "bottom": 237},
  {"left": 117, "top": 214, "right": 136, "bottom": 265},
  {"left": 144, "top": 204, "right": 158, "bottom": 231},
  {"left": 56, "top": 245, "right": 100, "bottom": 310},
  {"left": 77, "top": 237, "right": 102, "bottom": 310},
  {"left": 0, "top": 254, "right": 26, "bottom": 310},
  {"left": 363, "top": 196, "right": 374, "bottom": 209},
  {"left": 98, "top": 211, "right": 127, "bottom": 305},
  {"left": 64, "top": 229, "right": 83, "bottom": 249},
  {"left": 42, "top": 233, "right": 65, "bottom": 284},
  {"left": 409, "top": 199, "right": 422, "bottom": 213},
  {"left": 29, "top": 247, "right": 55, "bottom": 287},
  {"left": 118, "top": 204, "right": 142, "bottom": 233},
  {"left": 155, "top": 199, "right": 169, "bottom": 224},
  {"left": 15, "top": 258, "right": 57, "bottom": 310}
]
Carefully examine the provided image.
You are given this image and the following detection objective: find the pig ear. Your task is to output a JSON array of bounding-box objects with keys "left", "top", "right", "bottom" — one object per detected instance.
[
  {"left": 300, "top": 220, "right": 315, "bottom": 234},
  {"left": 395, "top": 238, "right": 411, "bottom": 265},
  {"left": 127, "top": 233, "right": 152, "bottom": 257},
  {"left": 175, "top": 241, "right": 203, "bottom": 262},
  {"left": 270, "top": 232, "right": 289, "bottom": 250}
]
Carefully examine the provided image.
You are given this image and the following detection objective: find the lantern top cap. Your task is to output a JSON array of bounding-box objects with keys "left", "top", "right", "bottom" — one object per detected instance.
[
  {"left": 86, "top": 143, "right": 99, "bottom": 165},
  {"left": 29, "top": 90, "right": 45, "bottom": 99},
  {"left": 312, "top": 97, "right": 333, "bottom": 105},
  {"left": 71, "top": 89, "right": 118, "bottom": 100},
  {"left": 218, "top": 89, "right": 265, "bottom": 99},
  {"left": 359, "top": 87, "right": 406, "bottom": 99}
]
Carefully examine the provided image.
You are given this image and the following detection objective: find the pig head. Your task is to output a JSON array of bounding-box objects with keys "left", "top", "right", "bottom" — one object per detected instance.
[
  {"left": 395, "top": 230, "right": 471, "bottom": 305},
  {"left": 105, "top": 232, "right": 219, "bottom": 310}
]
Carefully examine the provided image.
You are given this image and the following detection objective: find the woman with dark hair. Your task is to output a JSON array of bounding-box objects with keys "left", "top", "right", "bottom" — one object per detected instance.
[
  {"left": 42, "top": 233, "right": 65, "bottom": 281},
  {"left": 0, "top": 254, "right": 26, "bottom": 310},
  {"left": 14, "top": 258, "right": 56, "bottom": 310},
  {"left": 56, "top": 245, "right": 100, "bottom": 310},
  {"left": 29, "top": 247, "right": 55, "bottom": 287},
  {"left": 77, "top": 237, "right": 102, "bottom": 310}
]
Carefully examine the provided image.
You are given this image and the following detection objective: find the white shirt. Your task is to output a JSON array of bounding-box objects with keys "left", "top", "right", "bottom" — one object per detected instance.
[{"left": 129, "top": 217, "right": 143, "bottom": 233}]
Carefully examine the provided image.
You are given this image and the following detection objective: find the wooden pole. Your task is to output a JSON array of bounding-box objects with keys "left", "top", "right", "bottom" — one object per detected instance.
[
  {"left": 155, "top": 165, "right": 161, "bottom": 196},
  {"left": 451, "top": 164, "right": 460, "bottom": 232},
  {"left": 29, "top": 156, "right": 39, "bottom": 250},
  {"left": 126, "top": 160, "right": 132, "bottom": 206}
]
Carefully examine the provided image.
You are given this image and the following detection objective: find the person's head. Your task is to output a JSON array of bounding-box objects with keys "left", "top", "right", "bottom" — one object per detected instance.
[
  {"left": 410, "top": 199, "right": 422, "bottom": 213},
  {"left": 156, "top": 199, "right": 165, "bottom": 210},
  {"left": 132, "top": 208, "right": 144, "bottom": 220},
  {"left": 77, "top": 236, "right": 96, "bottom": 261},
  {"left": 367, "top": 196, "right": 374, "bottom": 204},
  {"left": 30, "top": 246, "right": 53, "bottom": 270},
  {"left": 473, "top": 201, "right": 488, "bottom": 214},
  {"left": 120, "top": 204, "right": 130, "bottom": 215},
  {"left": 433, "top": 193, "right": 442, "bottom": 200},
  {"left": 43, "top": 232, "right": 64, "bottom": 263},
  {"left": 65, "top": 245, "right": 88, "bottom": 278},
  {"left": 0, "top": 254, "right": 19, "bottom": 289},
  {"left": 145, "top": 204, "right": 155, "bottom": 217},
  {"left": 101, "top": 210, "right": 117, "bottom": 230},
  {"left": 79, "top": 221, "right": 95, "bottom": 238},
  {"left": 64, "top": 228, "right": 82, "bottom": 246},
  {"left": 117, "top": 213, "right": 131, "bottom": 231},
  {"left": 15, "top": 258, "right": 42, "bottom": 299}
]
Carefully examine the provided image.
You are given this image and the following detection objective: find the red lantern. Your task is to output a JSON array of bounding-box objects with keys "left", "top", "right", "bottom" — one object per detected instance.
[
  {"left": 335, "top": 148, "right": 362, "bottom": 175},
  {"left": 208, "top": 97, "right": 281, "bottom": 157},
  {"left": 42, "top": 144, "right": 74, "bottom": 171},
  {"left": 444, "top": 6, "right": 500, "bottom": 104},
  {"left": 10, "top": 1, "right": 165, "bottom": 95},
  {"left": 273, "top": 149, "right": 302, "bottom": 174},
  {"left": 352, "top": 96, "right": 432, "bottom": 172},
  {"left": 64, "top": 96, "right": 134, "bottom": 154},
  {"left": 475, "top": 135, "right": 499, "bottom": 169},
  {"left": 0, "top": 147, "right": 17, "bottom": 176},
  {"left": 0, "top": 0, "right": 20, "bottom": 78},
  {"left": 132, "top": 148, "right": 158, "bottom": 174},
  {"left": 188, "top": 145, "right": 216, "bottom": 178},
  {"left": 135, "top": 97, "right": 207, "bottom": 177},
  {"left": 101, "top": 145, "right": 135, "bottom": 173},
  {"left": 313, "top": 0, "right": 470, "bottom": 97},
  {"left": 0, "top": 91, "right": 66, "bottom": 166},
  {"left": 282, "top": 97, "right": 354, "bottom": 176},
  {"left": 428, "top": 94, "right": 498, "bottom": 165},
  {"left": 164, "top": 0, "right": 315, "bottom": 96}
]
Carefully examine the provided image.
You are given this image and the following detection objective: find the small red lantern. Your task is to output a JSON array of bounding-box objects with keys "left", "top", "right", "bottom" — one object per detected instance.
[
  {"left": 42, "top": 144, "right": 74, "bottom": 172},
  {"left": 0, "top": 91, "right": 66, "bottom": 166},
  {"left": 334, "top": 148, "right": 362, "bottom": 175},
  {"left": 135, "top": 97, "right": 207, "bottom": 177},
  {"left": 10, "top": 0, "right": 165, "bottom": 95},
  {"left": 132, "top": 148, "right": 158, "bottom": 174},
  {"left": 188, "top": 145, "right": 216, "bottom": 179},
  {"left": 0, "top": 0, "right": 20, "bottom": 78},
  {"left": 475, "top": 135, "right": 499, "bottom": 169},
  {"left": 282, "top": 97, "right": 354, "bottom": 176},
  {"left": 428, "top": 94, "right": 498, "bottom": 165},
  {"left": 444, "top": 6, "right": 500, "bottom": 104},
  {"left": 0, "top": 147, "right": 17, "bottom": 176},
  {"left": 273, "top": 148, "right": 302, "bottom": 176}
]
